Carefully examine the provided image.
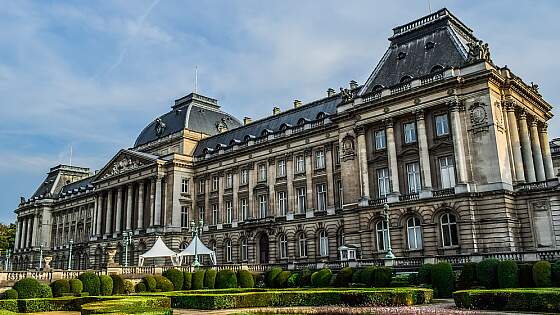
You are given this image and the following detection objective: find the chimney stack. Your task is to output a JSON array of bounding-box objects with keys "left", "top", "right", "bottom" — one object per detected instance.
[
  {"left": 273, "top": 107, "right": 281, "bottom": 115},
  {"left": 243, "top": 117, "right": 252, "bottom": 125},
  {"left": 349, "top": 80, "right": 358, "bottom": 90},
  {"left": 327, "top": 88, "right": 335, "bottom": 97},
  {"left": 293, "top": 99, "right": 302, "bottom": 108}
]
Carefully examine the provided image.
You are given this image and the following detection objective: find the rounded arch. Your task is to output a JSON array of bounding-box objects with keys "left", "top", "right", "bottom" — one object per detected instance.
[
  {"left": 430, "top": 64, "right": 444, "bottom": 73},
  {"left": 256, "top": 232, "right": 269, "bottom": 264},
  {"left": 215, "top": 143, "right": 227, "bottom": 150},
  {"left": 316, "top": 112, "right": 327, "bottom": 120},
  {"left": 371, "top": 84, "right": 384, "bottom": 91},
  {"left": 279, "top": 123, "right": 292, "bottom": 131},
  {"left": 431, "top": 206, "right": 460, "bottom": 224},
  {"left": 229, "top": 139, "right": 241, "bottom": 146},
  {"left": 244, "top": 134, "right": 256, "bottom": 142},
  {"left": 400, "top": 75, "right": 413, "bottom": 83},
  {"left": 297, "top": 118, "right": 309, "bottom": 126}
]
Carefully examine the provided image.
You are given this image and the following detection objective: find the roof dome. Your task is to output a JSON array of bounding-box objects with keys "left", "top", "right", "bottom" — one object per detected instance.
[{"left": 134, "top": 93, "right": 242, "bottom": 147}]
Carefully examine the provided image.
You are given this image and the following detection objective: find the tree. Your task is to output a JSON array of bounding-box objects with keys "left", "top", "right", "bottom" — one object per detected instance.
[{"left": 0, "top": 223, "right": 16, "bottom": 252}]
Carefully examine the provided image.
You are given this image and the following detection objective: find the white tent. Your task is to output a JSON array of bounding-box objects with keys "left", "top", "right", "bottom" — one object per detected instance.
[
  {"left": 177, "top": 235, "right": 216, "bottom": 265},
  {"left": 138, "top": 236, "right": 181, "bottom": 266}
]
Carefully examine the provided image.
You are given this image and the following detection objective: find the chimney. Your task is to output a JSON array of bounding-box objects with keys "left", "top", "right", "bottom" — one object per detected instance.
[
  {"left": 273, "top": 107, "right": 281, "bottom": 115},
  {"left": 293, "top": 99, "right": 302, "bottom": 108},
  {"left": 327, "top": 88, "right": 335, "bottom": 97},
  {"left": 349, "top": 80, "right": 358, "bottom": 90},
  {"left": 243, "top": 117, "right": 252, "bottom": 125}
]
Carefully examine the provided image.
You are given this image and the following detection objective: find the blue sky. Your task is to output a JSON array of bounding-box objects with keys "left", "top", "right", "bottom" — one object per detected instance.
[{"left": 1, "top": 0, "right": 559, "bottom": 224}]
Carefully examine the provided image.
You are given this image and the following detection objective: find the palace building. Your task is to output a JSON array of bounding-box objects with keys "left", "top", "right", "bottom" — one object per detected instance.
[{"left": 11, "top": 9, "right": 560, "bottom": 270}]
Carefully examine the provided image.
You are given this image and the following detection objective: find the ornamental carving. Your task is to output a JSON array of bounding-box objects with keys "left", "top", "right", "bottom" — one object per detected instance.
[
  {"left": 339, "top": 87, "right": 355, "bottom": 103},
  {"left": 467, "top": 40, "right": 492, "bottom": 63},
  {"left": 341, "top": 134, "right": 355, "bottom": 161},
  {"left": 216, "top": 118, "right": 228, "bottom": 133},
  {"left": 102, "top": 156, "right": 146, "bottom": 179},
  {"left": 154, "top": 118, "right": 166, "bottom": 137},
  {"left": 469, "top": 102, "right": 487, "bottom": 125}
]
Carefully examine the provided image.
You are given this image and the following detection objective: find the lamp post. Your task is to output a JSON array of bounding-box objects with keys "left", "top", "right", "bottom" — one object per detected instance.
[
  {"left": 383, "top": 203, "right": 395, "bottom": 259},
  {"left": 38, "top": 243, "right": 44, "bottom": 270},
  {"left": 67, "top": 239, "right": 73, "bottom": 270},
  {"left": 123, "top": 231, "right": 132, "bottom": 267},
  {"left": 6, "top": 249, "right": 11, "bottom": 271},
  {"left": 190, "top": 219, "right": 204, "bottom": 268}
]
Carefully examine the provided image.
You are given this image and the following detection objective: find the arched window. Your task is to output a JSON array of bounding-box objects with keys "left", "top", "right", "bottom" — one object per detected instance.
[
  {"left": 297, "top": 233, "right": 307, "bottom": 258},
  {"left": 240, "top": 238, "right": 248, "bottom": 261},
  {"left": 279, "top": 234, "right": 288, "bottom": 259},
  {"left": 376, "top": 221, "right": 389, "bottom": 251},
  {"left": 440, "top": 213, "right": 458, "bottom": 247},
  {"left": 407, "top": 217, "right": 423, "bottom": 250},
  {"left": 430, "top": 65, "right": 444, "bottom": 73},
  {"left": 224, "top": 239, "right": 232, "bottom": 262},
  {"left": 318, "top": 230, "right": 329, "bottom": 257},
  {"left": 400, "top": 75, "right": 412, "bottom": 83}
]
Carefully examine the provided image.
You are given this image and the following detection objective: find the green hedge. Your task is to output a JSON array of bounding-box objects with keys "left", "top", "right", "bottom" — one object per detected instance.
[
  {"left": 169, "top": 288, "right": 433, "bottom": 310},
  {"left": 110, "top": 274, "right": 126, "bottom": 295},
  {"left": 143, "top": 275, "right": 157, "bottom": 292},
  {"left": 274, "top": 271, "right": 292, "bottom": 288},
  {"left": 477, "top": 258, "right": 499, "bottom": 289},
  {"left": 237, "top": 270, "right": 254, "bottom": 288},
  {"left": 418, "top": 264, "right": 432, "bottom": 285},
  {"left": 99, "top": 275, "right": 113, "bottom": 296},
  {"left": 3, "top": 289, "right": 18, "bottom": 300},
  {"left": 51, "top": 279, "right": 70, "bottom": 297},
  {"left": 533, "top": 261, "right": 552, "bottom": 287},
  {"left": 454, "top": 288, "right": 560, "bottom": 312},
  {"left": 39, "top": 284, "right": 53, "bottom": 298},
  {"left": 552, "top": 261, "right": 560, "bottom": 287},
  {"left": 124, "top": 279, "right": 134, "bottom": 295},
  {"left": 154, "top": 275, "right": 174, "bottom": 292},
  {"left": 81, "top": 296, "right": 172, "bottom": 315},
  {"left": 361, "top": 266, "right": 376, "bottom": 286},
  {"left": 497, "top": 260, "right": 518, "bottom": 288},
  {"left": 13, "top": 277, "right": 42, "bottom": 299},
  {"left": 518, "top": 263, "right": 534, "bottom": 287},
  {"left": 265, "top": 267, "right": 283, "bottom": 288},
  {"left": 457, "top": 262, "right": 477, "bottom": 290},
  {"left": 183, "top": 272, "right": 192, "bottom": 290},
  {"left": 334, "top": 267, "right": 353, "bottom": 287},
  {"left": 78, "top": 272, "right": 101, "bottom": 296},
  {"left": 192, "top": 269, "right": 206, "bottom": 290},
  {"left": 287, "top": 273, "right": 300, "bottom": 288},
  {"left": 0, "top": 296, "right": 111, "bottom": 313},
  {"left": 373, "top": 267, "right": 392, "bottom": 287},
  {"left": 204, "top": 269, "right": 217, "bottom": 289},
  {"left": 431, "top": 262, "right": 454, "bottom": 298},
  {"left": 351, "top": 269, "right": 363, "bottom": 284},
  {"left": 70, "top": 279, "right": 83, "bottom": 295},
  {"left": 135, "top": 282, "right": 146, "bottom": 293},
  {"left": 311, "top": 269, "right": 332, "bottom": 287},
  {"left": 216, "top": 269, "right": 238, "bottom": 289},
  {"left": 162, "top": 268, "right": 184, "bottom": 291}
]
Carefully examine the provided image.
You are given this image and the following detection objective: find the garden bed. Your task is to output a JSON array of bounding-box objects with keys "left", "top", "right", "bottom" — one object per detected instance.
[{"left": 453, "top": 288, "right": 560, "bottom": 312}]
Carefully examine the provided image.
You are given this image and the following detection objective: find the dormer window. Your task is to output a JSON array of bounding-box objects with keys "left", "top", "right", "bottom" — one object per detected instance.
[
  {"left": 397, "top": 51, "right": 407, "bottom": 60},
  {"left": 400, "top": 75, "right": 413, "bottom": 83},
  {"left": 430, "top": 65, "right": 444, "bottom": 73},
  {"left": 425, "top": 41, "right": 435, "bottom": 50}
]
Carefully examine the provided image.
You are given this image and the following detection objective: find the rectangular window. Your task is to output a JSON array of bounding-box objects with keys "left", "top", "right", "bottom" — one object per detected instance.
[
  {"left": 212, "top": 176, "right": 219, "bottom": 191},
  {"left": 377, "top": 168, "right": 390, "bottom": 197},
  {"left": 241, "top": 239, "right": 248, "bottom": 261},
  {"left": 297, "top": 187, "right": 306, "bottom": 214},
  {"left": 198, "top": 206, "right": 205, "bottom": 222},
  {"left": 259, "top": 195, "right": 268, "bottom": 218},
  {"left": 212, "top": 204, "right": 219, "bottom": 225},
  {"left": 240, "top": 169, "right": 248, "bottom": 185},
  {"left": 181, "top": 205, "right": 190, "bottom": 227},
  {"left": 225, "top": 173, "right": 233, "bottom": 188},
  {"left": 374, "top": 130, "right": 386, "bottom": 150},
  {"left": 240, "top": 198, "right": 248, "bottom": 221},
  {"left": 439, "top": 156, "right": 456, "bottom": 189},
  {"left": 295, "top": 155, "right": 305, "bottom": 173},
  {"left": 406, "top": 162, "right": 422, "bottom": 193},
  {"left": 316, "top": 184, "right": 327, "bottom": 211},
  {"left": 435, "top": 114, "right": 450, "bottom": 136},
  {"left": 198, "top": 180, "right": 205, "bottom": 194},
  {"left": 181, "top": 178, "right": 189, "bottom": 193},
  {"left": 337, "top": 180, "right": 343, "bottom": 208},
  {"left": 315, "top": 150, "right": 325, "bottom": 169},
  {"left": 277, "top": 191, "right": 287, "bottom": 216},
  {"left": 404, "top": 122, "right": 417, "bottom": 144},
  {"left": 225, "top": 201, "right": 232, "bottom": 224},
  {"left": 258, "top": 163, "right": 267, "bottom": 181},
  {"left": 277, "top": 159, "right": 286, "bottom": 177}
]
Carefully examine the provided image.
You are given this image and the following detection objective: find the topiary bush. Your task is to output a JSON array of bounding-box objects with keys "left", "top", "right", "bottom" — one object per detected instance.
[
  {"left": 265, "top": 267, "right": 283, "bottom": 288},
  {"left": 110, "top": 274, "right": 126, "bottom": 295},
  {"left": 373, "top": 267, "right": 392, "bottom": 287},
  {"left": 237, "top": 270, "right": 255, "bottom": 288},
  {"left": 78, "top": 272, "right": 100, "bottom": 296},
  {"left": 50, "top": 279, "right": 70, "bottom": 297},
  {"left": 99, "top": 275, "right": 113, "bottom": 296},
  {"left": 334, "top": 267, "right": 353, "bottom": 287},
  {"left": 13, "top": 277, "right": 41, "bottom": 299},
  {"left": 4, "top": 289, "right": 18, "bottom": 299},
  {"left": 162, "top": 268, "right": 184, "bottom": 291},
  {"left": 69, "top": 278, "right": 83, "bottom": 295},
  {"left": 351, "top": 268, "right": 363, "bottom": 284},
  {"left": 519, "top": 263, "right": 534, "bottom": 287},
  {"left": 135, "top": 282, "right": 146, "bottom": 293},
  {"left": 123, "top": 279, "right": 134, "bottom": 294},
  {"left": 287, "top": 272, "right": 300, "bottom": 288},
  {"left": 418, "top": 264, "right": 433, "bottom": 285},
  {"left": 142, "top": 275, "right": 157, "bottom": 292},
  {"left": 216, "top": 269, "right": 238, "bottom": 289},
  {"left": 457, "top": 262, "right": 477, "bottom": 290},
  {"left": 300, "top": 269, "right": 313, "bottom": 287},
  {"left": 183, "top": 272, "right": 192, "bottom": 290},
  {"left": 204, "top": 269, "right": 217, "bottom": 289},
  {"left": 477, "top": 259, "right": 499, "bottom": 289},
  {"left": 154, "top": 275, "right": 174, "bottom": 292},
  {"left": 192, "top": 269, "right": 206, "bottom": 290},
  {"left": 497, "top": 260, "right": 519, "bottom": 288},
  {"left": 38, "top": 284, "right": 53, "bottom": 298},
  {"left": 533, "top": 260, "right": 552, "bottom": 287},
  {"left": 431, "top": 262, "right": 454, "bottom": 298},
  {"left": 274, "top": 271, "right": 292, "bottom": 288},
  {"left": 312, "top": 268, "right": 333, "bottom": 287},
  {"left": 552, "top": 261, "right": 560, "bottom": 287},
  {"left": 361, "top": 266, "right": 376, "bottom": 287}
]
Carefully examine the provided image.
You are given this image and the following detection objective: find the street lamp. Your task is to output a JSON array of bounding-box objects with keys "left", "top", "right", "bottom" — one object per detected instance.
[
  {"left": 190, "top": 219, "right": 204, "bottom": 268},
  {"left": 38, "top": 243, "right": 45, "bottom": 270},
  {"left": 67, "top": 239, "right": 74, "bottom": 270},
  {"left": 123, "top": 231, "right": 132, "bottom": 267},
  {"left": 6, "top": 249, "right": 11, "bottom": 271},
  {"left": 383, "top": 203, "right": 395, "bottom": 259}
]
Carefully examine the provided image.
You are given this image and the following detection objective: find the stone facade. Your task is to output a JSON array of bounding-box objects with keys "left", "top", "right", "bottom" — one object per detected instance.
[{"left": 11, "top": 8, "right": 559, "bottom": 270}]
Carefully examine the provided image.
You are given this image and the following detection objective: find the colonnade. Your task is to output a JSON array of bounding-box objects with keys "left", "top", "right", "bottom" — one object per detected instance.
[
  {"left": 13, "top": 214, "right": 38, "bottom": 250},
  {"left": 52, "top": 205, "right": 93, "bottom": 247}
]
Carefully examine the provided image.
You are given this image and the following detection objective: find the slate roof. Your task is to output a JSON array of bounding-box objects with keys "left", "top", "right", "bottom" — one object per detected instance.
[
  {"left": 29, "top": 165, "right": 91, "bottom": 200},
  {"left": 59, "top": 176, "right": 94, "bottom": 196}
]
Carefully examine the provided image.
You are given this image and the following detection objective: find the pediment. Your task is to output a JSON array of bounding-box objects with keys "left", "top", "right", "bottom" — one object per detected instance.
[{"left": 95, "top": 149, "right": 158, "bottom": 181}]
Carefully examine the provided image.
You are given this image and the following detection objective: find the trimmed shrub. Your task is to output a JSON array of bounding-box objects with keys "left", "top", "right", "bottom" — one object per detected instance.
[
  {"left": 334, "top": 267, "right": 353, "bottom": 287},
  {"left": 552, "top": 261, "right": 560, "bottom": 287},
  {"left": 265, "top": 267, "right": 283, "bottom": 288},
  {"left": 99, "top": 275, "right": 113, "bottom": 296},
  {"left": 418, "top": 264, "right": 433, "bottom": 285},
  {"left": 216, "top": 269, "right": 238, "bottom": 289},
  {"left": 110, "top": 274, "right": 125, "bottom": 295},
  {"left": 4, "top": 288, "right": 18, "bottom": 299},
  {"left": 373, "top": 267, "right": 392, "bottom": 287},
  {"left": 519, "top": 263, "right": 534, "bottom": 287},
  {"left": 162, "top": 268, "right": 183, "bottom": 291},
  {"left": 78, "top": 272, "right": 100, "bottom": 296},
  {"left": 408, "top": 273, "right": 419, "bottom": 286},
  {"left": 300, "top": 269, "right": 313, "bottom": 287},
  {"left": 13, "top": 277, "right": 41, "bottom": 299},
  {"left": 183, "top": 272, "right": 192, "bottom": 290},
  {"left": 312, "top": 268, "right": 333, "bottom": 287},
  {"left": 204, "top": 269, "right": 217, "bottom": 289},
  {"left": 497, "top": 260, "right": 518, "bottom": 288},
  {"left": 274, "top": 271, "right": 292, "bottom": 288},
  {"left": 432, "top": 262, "right": 454, "bottom": 298},
  {"left": 135, "top": 282, "right": 146, "bottom": 293},
  {"left": 38, "top": 284, "right": 53, "bottom": 298},
  {"left": 154, "top": 275, "right": 174, "bottom": 292},
  {"left": 123, "top": 280, "right": 134, "bottom": 294},
  {"left": 51, "top": 279, "right": 71, "bottom": 297},
  {"left": 81, "top": 296, "right": 172, "bottom": 315},
  {"left": 192, "top": 269, "right": 206, "bottom": 290},
  {"left": 361, "top": 266, "right": 376, "bottom": 287},
  {"left": 287, "top": 272, "right": 300, "bottom": 288},
  {"left": 351, "top": 268, "right": 363, "bottom": 284},
  {"left": 454, "top": 288, "right": 560, "bottom": 312},
  {"left": 237, "top": 270, "right": 254, "bottom": 288},
  {"left": 142, "top": 275, "right": 157, "bottom": 292},
  {"left": 477, "top": 259, "right": 499, "bottom": 289},
  {"left": 70, "top": 279, "right": 83, "bottom": 295},
  {"left": 533, "top": 260, "right": 552, "bottom": 287},
  {"left": 457, "top": 262, "right": 477, "bottom": 290}
]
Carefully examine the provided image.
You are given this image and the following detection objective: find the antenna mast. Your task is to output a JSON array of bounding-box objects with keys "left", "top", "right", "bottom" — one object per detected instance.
[
  {"left": 69, "top": 145, "right": 73, "bottom": 166},
  {"left": 194, "top": 66, "right": 198, "bottom": 93}
]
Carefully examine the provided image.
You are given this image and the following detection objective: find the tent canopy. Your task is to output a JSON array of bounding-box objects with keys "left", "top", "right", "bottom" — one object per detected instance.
[
  {"left": 177, "top": 235, "right": 216, "bottom": 265},
  {"left": 139, "top": 236, "right": 180, "bottom": 266}
]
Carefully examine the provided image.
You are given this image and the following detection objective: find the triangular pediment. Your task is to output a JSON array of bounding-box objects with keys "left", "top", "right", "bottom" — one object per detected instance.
[{"left": 94, "top": 149, "right": 158, "bottom": 182}]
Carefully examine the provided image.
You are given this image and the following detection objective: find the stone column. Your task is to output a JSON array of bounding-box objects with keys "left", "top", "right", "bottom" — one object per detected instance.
[
  {"left": 96, "top": 194, "right": 103, "bottom": 235},
  {"left": 218, "top": 174, "right": 224, "bottom": 223},
  {"left": 416, "top": 110, "right": 432, "bottom": 190},
  {"left": 449, "top": 102, "right": 468, "bottom": 184},
  {"left": 21, "top": 217, "right": 27, "bottom": 249},
  {"left": 14, "top": 219, "right": 21, "bottom": 250},
  {"left": 137, "top": 181, "right": 145, "bottom": 230},
  {"left": 204, "top": 176, "right": 211, "bottom": 223},
  {"left": 385, "top": 119, "right": 400, "bottom": 193},
  {"left": 33, "top": 214, "right": 40, "bottom": 247},
  {"left": 105, "top": 190, "right": 113, "bottom": 235},
  {"left": 26, "top": 218, "right": 32, "bottom": 248},
  {"left": 518, "top": 111, "right": 536, "bottom": 182},
  {"left": 126, "top": 184, "right": 133, "bottom": 230},
  {"left": 305, "top": 149, "right": 314, "bottom": 210},
  {"left": 115, "top": 186, "right": 123, "bottom": 233},
  {"left": 530, "top": 119, "right": 546, "bottom": 182},
  {"left": 325, "top": 144, "right": 335, "bottom": 208},
  {"left": 539, "top": 123, "right": 555, "bottom": 179},
  {"left": 506, "top": 104, "right": 525, "bottom": 182},
  {"left": 248, "top": 164, "right": 255, "bottom": 219},
  {"left": 267, "top": 159, "right": 275, "bottom": 217},
  {"left": 286, "top": 154, "right": 294, "bottom": 214},
  {"left": 155, "top": 176, "right": 163, "bottom": 226},
  {"left": 355, "top": 126, "right": 370, "bottom": 200},
  {"left": 150, "top": 179, "right": 155, "bottom": 226},
  {"left": 232, "top": 170, "right": 239, "bottom": 222}
]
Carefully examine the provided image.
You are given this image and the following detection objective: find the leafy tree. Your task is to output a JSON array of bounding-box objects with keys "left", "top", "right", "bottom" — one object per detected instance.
[{"left": 0, "top": 223, "right": 16, "bottom": 252}]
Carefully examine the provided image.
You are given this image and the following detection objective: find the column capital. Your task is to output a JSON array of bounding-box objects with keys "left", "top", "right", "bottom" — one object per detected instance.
[
  {"left": 415, "top": 109, "right": 425, "bottom": 120},
  {"left": 539, "top": 122, "right": 548, "bottom": 133},
  {"left": 447, "top": 100, "right": 463, "bottom": 112},
  {"left": 518, "top": 109, "right": 528, "bottom": 120},
  {"left": 268, "top": 157, "right": 276, "bottom": 165},
  {"left": 529, "top": 117, "right": 540, "bottom": 127},
  {"left": 384, "top": 117, "right": 394, "bottom": 128},
  {"left": 304, "top": 148, "right": 313, "bottom": 157},
  {"left": 138, "top": 180, "right": 145, "bottom": 188},
  {"left": 353, "top": 125, "right": 366, "bottom": 136}
]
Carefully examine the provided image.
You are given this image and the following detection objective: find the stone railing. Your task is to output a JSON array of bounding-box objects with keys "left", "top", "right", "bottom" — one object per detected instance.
[{"left": 432, "top": 188, "right": 455, "bottom": 198}]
